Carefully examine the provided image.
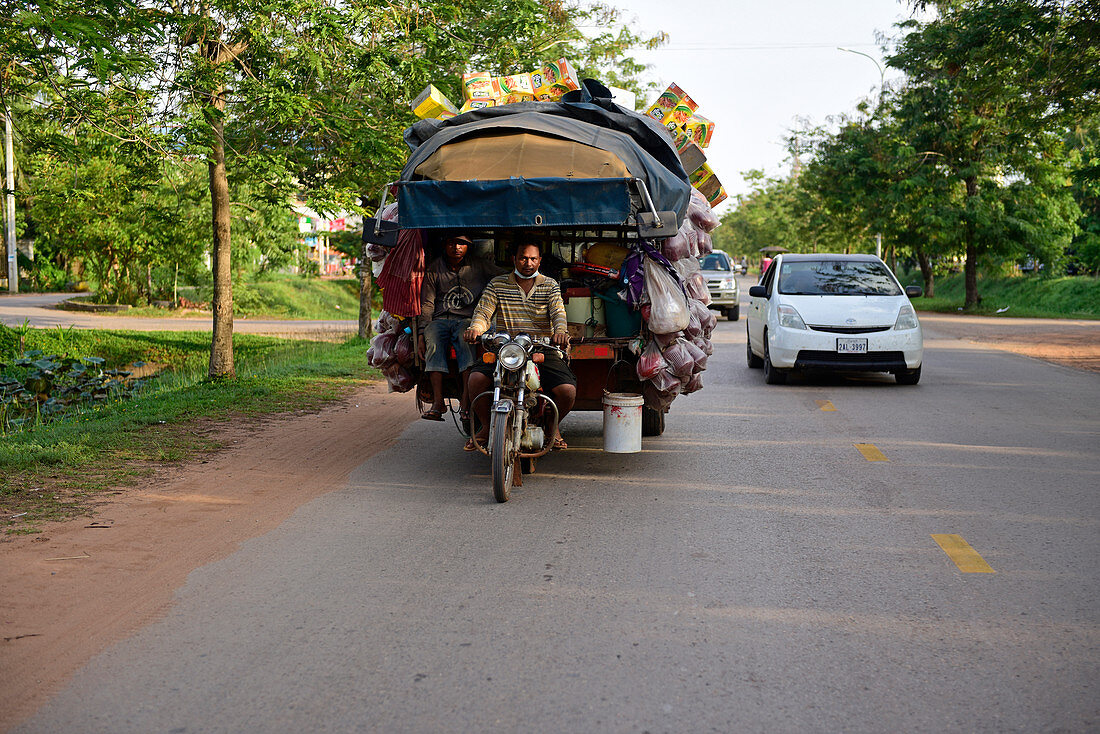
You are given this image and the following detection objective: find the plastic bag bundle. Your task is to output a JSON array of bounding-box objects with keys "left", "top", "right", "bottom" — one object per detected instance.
[
  {"left": 693, "top": 336, "right": 714, "bottom": 356},
  {"left": 683, "top": 338, "right": 707, "bottom": 372},
  {"left": 382, "top": 364, "right": 415, "bottom": 393},
  {"left": 697, "top": 230, "right": 714, "bottom": 256},
  {"left": 372, "top": 310, "right": 401, "bottom": 335},
  {"left": 636, "top": 340, "right": 667, "bottom": 381},
  {"left": 379, "top": 201, "right": 399, "bottom": 222},
  {"left": 366, "top": 243, "right": 389, "bottom": 263},
  {"left": 365, "top": 331, "right": 397, "bottom": 368},
  {"left": 393, "top": 331, "right": 414, "bottom": 366},
  {"left": 663, "top": 338, "right": 696, "bottom": 378},
  {"left": 643, "top": 257, "right": 690, "bottom": 334},
  {"left": 683, "top": 372, "right": 704, "bottom": 394},
  {"left": 642, "top": 380, "right": 677, "bottom": 413},
  {"left": 684, "top": 272, "right": 710, "bottom": 305},
  {"left": 690, "top": 299, "right": 717, "bottom": 334},
  {"left": 649, "top": 366, "right": 683, "bottom": 394},
  {"left": 684, "top": 309, "right": 702, "bottom": 339},
  {"left": 661, "top": 220, "right": 695, "bottom": 262},
  {"left": 653, "top": 330, "right": 682, "bottom": 348},
  {"left": 688, "top": 188, "right": 719, "bottom": 233}
]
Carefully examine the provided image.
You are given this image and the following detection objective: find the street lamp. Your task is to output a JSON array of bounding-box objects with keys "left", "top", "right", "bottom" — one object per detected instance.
[
  {"left": 838, "top": 47, "right": 886, "bottom": 261},
  {"left": 837, "top": 46, "right": 886, "bottom": 111}
]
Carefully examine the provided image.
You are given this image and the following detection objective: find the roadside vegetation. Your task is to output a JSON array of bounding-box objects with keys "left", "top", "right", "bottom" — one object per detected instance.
[
  {"left": 901, "top": 272, "right": 1100, "bottom": 319},
  {"left": 713, "top": 1, "right": 1098, "bottom": 310},
  {"left": 0, "top": 325, "right": 380, "bottom": 533},
  {"left": 63, "top": 274, "right": 369, "bottom": 321}
]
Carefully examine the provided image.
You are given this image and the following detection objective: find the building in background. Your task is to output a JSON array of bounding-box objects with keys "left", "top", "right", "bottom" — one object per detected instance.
[{"left": 292, "top": 203, "right": 362, "bottom": 276}]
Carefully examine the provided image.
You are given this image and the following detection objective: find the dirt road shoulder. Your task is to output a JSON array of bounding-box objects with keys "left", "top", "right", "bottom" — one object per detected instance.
[{"left": 0, "top": 382, "right": 416, "bottom": 730}]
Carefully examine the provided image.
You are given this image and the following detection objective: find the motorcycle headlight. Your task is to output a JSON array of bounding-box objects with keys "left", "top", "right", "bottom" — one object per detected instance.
[
  {"left": 894, "top": 304, "right": 919, "bottom": 331},
  {"left": 777, "top": 304, "right": 807, "bottom": 330},
  {"left": 498, "top": 343, "right": 526, "bottom": 371},
  {"left": 513, "top": 334, "right": 533, "bottom": 351}
]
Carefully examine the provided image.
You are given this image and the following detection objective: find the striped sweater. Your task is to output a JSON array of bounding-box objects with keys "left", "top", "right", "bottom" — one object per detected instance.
[{"left": 469, "top": 273, "right": 568, "bottom": 339}]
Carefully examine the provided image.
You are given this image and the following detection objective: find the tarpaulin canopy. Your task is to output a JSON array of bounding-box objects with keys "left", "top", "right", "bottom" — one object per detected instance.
[
  {"left": 412, "top": 130, "right": 631, "bottom": 181},
  {"left": 397, "top": 178, "right": 632, "bottom": 230},
  {"left": 398, "top": 101, "right": 691, "bottom": 230}
]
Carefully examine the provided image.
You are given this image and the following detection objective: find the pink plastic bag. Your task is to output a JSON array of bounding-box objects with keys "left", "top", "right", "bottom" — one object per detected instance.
[
  {"left": 683, "top": 372, "right": 704, "bottom": 394},
  {"left": 393, "top": 331, "right": 414, "bottom": 366},
  {"left": 636, "top": 340, "right": 667, "bottom": 381},
  {"left": 683, "top": 338, "right": 707, "bottom": 372},
  {"left": 693, "top": 336, "right": 714, "bottom": 356},
  {"left": 688, "top": 188, "right": 719, "bottom": 233},
  {"left": 653, "top": 330, "right": 682, "bottom": 348},
  {"left": 684, "top": 309, "right": 702, "bottom": 339},
  {"left": 379, "top": 201, "right": 399, "bottom": 222},
  {"left": 697, "top": 230, "right": 713, "bottom": 256},
  {"left": 684, "top": 272, "right": 710, "bottom": 305},
  {"left": 367, "top": 331, "right": 397, "bottom": 368},
  {"left": 690, "top": 299, "right": 717, "bottom": 333},
  {"left": 382, "top": 364, "right": 415, "bottom": 393},
  {"left": 663, "top": 338, "right": 695, "bottom": 377},
  {"left": 642, "top": 381, "right": 676, "bottom": 412},
  {"left": 648, "top": 366, "right": 683, "bottom": 393}
]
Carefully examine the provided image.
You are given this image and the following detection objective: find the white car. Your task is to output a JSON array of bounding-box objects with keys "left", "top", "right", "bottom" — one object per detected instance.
[{"left": 746, "top": 254, "right": 924, "bottom": 385}]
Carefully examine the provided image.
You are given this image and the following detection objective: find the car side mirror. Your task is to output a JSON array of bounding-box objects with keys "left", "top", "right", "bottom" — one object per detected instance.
[
  {"left": 749, "top": 285, "right": 767, "bottom": 298},
  {"left": 905, "top": 285, "right": 923, "bottom": 298}
]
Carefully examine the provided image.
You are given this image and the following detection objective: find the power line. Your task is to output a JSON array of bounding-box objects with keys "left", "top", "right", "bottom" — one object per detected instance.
[{"left": 639, "top": 42, "right": 882, "bottom": 51}]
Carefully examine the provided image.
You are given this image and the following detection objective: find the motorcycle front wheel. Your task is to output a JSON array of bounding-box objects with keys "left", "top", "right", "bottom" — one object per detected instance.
[{"left": 490, "top": 410, "right": 516, "bottom": 503}]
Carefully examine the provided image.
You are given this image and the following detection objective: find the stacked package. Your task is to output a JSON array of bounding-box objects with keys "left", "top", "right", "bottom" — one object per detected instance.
[
  {"left": 411, "top": 58, "right": 582, "bottom": 119},
  {"left": 365, "top": 310, "right": 418, "bottom": 393},
  {"left": 644, "top": 83, "right": 726, "bottom": 208},
  {"left": 631, "top": 188, "right": 722, "bottom": 409}
]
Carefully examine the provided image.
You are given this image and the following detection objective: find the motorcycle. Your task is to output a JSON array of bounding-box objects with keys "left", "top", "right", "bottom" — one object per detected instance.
[{"left": 468, "top": 332, "right": 562, "bottom": 503}]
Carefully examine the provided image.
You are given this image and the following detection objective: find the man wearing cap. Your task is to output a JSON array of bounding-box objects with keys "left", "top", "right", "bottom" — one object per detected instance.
[{"left": 418, "top": 234, "right": 499, "bottom": 422}]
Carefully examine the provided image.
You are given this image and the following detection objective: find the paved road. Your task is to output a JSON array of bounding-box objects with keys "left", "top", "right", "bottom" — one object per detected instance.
[
  {"left": 0, "top": 292, "right": 357, "bottom": 339},
  {"left": 16, "top": 309, "right": 1099, "bottom": 732}
]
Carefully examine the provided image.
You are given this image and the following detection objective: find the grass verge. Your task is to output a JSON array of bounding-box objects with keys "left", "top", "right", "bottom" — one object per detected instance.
[
  {"left": 1, "top": 327, "right": 380, "bottom": 534},
  {"left": 901, "top": 272, "right": 1100, "bottom": 319}
]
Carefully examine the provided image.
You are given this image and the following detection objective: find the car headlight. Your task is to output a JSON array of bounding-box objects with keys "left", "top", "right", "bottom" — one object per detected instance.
[
  {"left": 777, "top": 304, "right": 807, "bottom": 330},
  {"left": 894, "top": 304, "right": 919, "bottom": 331},
  {"left": 498, "top": 343, "right": 527, "bottom": 370}
]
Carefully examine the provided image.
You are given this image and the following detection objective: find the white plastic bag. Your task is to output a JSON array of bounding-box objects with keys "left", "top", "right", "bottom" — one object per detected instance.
[{"left": 642, "top": 258, "right": 690, "bottom": 335}]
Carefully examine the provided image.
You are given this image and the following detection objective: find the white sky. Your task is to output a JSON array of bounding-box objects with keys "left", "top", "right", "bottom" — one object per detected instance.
[{"left": 618, "top": 0, "right": 922, "bottom": 212}]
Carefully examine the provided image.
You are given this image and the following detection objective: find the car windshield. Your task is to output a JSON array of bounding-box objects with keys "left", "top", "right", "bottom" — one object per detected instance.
[
  {"left": 777, "top": 260, "right": 901, "bottom": 296},
  {"left": 699, "top": 254, "right": 730, "bottom": 271}
]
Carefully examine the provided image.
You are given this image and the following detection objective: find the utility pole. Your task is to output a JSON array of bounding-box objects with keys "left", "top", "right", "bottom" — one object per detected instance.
[
  {"left": 4, "top": 104, "right": 17, "bottom": 293},
  {"left": 876, "top": 232, "right": 882, "bottom": 260}
]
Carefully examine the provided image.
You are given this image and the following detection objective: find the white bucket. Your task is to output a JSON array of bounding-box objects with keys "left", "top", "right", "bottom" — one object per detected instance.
[{"left": 602, "top": 392, "right": 644, "bottom": 453}]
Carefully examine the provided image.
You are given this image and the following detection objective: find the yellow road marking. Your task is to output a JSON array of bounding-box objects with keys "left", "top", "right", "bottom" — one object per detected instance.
[
  {"left": 816, "top": 400, "right": 836, "bottom": 411},
  {"left": 855, "top": 443, "right": 888, "bottom": 461},
  {"left": 931, "top": 534, "right": 996, "bottom": 573}
]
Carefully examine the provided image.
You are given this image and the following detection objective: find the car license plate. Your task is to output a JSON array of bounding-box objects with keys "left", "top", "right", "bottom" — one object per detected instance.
[{"left": 836, "top": 338, "right": 868, "bottom": 353}]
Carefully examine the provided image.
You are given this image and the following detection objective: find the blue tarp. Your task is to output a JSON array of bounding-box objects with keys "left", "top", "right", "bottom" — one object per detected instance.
[{"left": 398, "top": 178, "right": 632, "bottom": 229}]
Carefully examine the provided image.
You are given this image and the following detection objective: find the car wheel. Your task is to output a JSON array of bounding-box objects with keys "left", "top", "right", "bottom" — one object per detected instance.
[
  {"left": 727, "top": 305, "right": 740, "bottom": 321},
  {"left": 895, "top": 365, "right": 921, "bottom": 385},
  {"left": 763, "top": 334, "right": 788, "bottom": 385},
  {"left": 747, "top": 325, "right": 763, "bottom": 368}
]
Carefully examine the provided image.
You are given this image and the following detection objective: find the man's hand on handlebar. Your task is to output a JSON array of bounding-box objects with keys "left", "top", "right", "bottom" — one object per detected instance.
[
  {"left": 463, "top": 328, "right": 481, "bottom": 344},
  {"left": 551, "top": 332, "right": 570, "bottom": 349}
]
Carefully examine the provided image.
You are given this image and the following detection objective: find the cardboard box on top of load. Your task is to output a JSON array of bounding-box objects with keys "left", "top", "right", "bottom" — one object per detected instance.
[
  {"left": 412, "top": 84, "right": 459, "bottom": 120},
  {"left": 462, "top": 71, "right": 499, "bottom": 100},
  {"left": 685, "top": 114, "right": 714, "bottom": 148},
  {"left": 707, "top": 187, "right": 728, "bottom": 207},
  {"left": 459, "top": 98, "right": 497, "bottom": 113},
  {"left": 644, "top": 83, "right": 686, "bottom": 123},
  {"left": 534, "top": 58, "right": 581, "bottom": 99},
  {"left": 688, "top": 163, "right": 714, "bottom": 188},
  {"left": 663, "top": 95, "right": 698, "bottom": 132}
]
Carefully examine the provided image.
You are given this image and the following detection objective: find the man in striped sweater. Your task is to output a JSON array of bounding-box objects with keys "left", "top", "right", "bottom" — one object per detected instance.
[{"left": 463, "top": 243, "right": 575, "bottom": 451}]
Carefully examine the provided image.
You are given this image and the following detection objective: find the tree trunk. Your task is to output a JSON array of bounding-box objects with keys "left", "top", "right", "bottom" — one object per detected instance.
[
  {"left": 916, "top": 248, "right": 934, "bottom": 298},
  {"left": 963, "top": 175, "right": 980, "bottom": 309},
  {"left": 207, "top": 108, "right": 235, "bottom": 378}
]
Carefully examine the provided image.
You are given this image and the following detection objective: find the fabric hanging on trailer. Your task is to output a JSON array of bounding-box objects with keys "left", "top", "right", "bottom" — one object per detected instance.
[{"left": 376, "top": 228, "right": 425, "bottom": 317}]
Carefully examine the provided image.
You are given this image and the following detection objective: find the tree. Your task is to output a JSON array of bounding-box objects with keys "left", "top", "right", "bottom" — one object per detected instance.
[{"left": 888, "top": 0, "right": 1094, "bottom": 307}]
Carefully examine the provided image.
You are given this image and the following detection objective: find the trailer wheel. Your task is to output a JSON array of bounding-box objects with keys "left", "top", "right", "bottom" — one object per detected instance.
[{"left": 642, "top": 406, "right": 665, "bottom": 437}]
